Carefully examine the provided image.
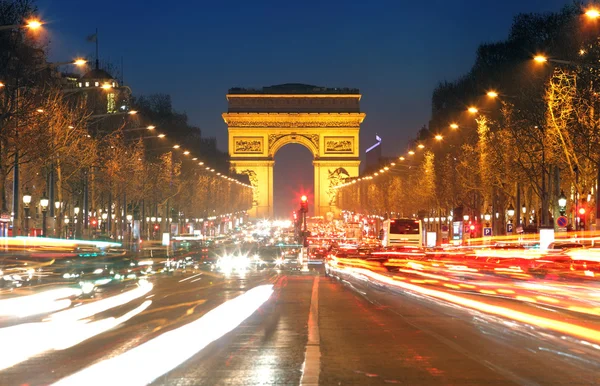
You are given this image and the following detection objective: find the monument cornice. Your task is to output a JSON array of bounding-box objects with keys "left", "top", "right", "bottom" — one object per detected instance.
[{"left": 223, "top": 112, "right": 366, "bottom": 128}]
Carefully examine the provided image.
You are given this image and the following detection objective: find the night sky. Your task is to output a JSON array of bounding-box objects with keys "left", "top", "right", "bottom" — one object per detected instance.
[{"left": 38, "top": 0, "right": 570, "bottom": 217}]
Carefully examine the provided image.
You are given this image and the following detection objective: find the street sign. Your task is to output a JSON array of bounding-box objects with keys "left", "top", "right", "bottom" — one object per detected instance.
[
  {"left": 506, "top": 223, "right": 513, "bottom": 233},
  {"left": 556, "top": 216, "right": 568, "bottom": 228},
  {"left": 483, "top": 227, "right": 492, "bottom": 237}
]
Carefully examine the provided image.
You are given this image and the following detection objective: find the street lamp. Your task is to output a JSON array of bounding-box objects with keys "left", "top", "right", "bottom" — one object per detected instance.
[
  {"left": 463, "top": 214, "right": 469, "bottom": 221},
  {"left": 22, "top": 190, "right": 31, "bottom": 236},
  {"left": 533, "top": 55, "right": 548, "bottom": 63},
  {"left": 467, "top": 106, "right": 478, "bottom": 114},
  {"left": 450, "top": 123, "right": 459, "bottom": 129},
  {"left": 507, "top": 204, "right": 515, "bottom": 218},
  {"left": 585, "top": 8, "right": 600, "bottom": 19},
  {"left": 558, "top": 191, "right": 567, "bottom": 215},
  {"left": 486, "top": 90, "right": 498, "bottom": 98},
  {"left": 40, "top": 194, "right": 49, "bottom": 237}
]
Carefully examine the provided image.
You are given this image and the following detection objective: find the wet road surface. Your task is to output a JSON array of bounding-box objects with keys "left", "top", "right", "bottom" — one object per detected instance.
[{"left": 2, "top": 265, "right": 600, "bottom": 385}]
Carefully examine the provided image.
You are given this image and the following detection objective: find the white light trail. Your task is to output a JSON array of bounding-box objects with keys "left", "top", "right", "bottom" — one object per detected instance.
[
  {"left": 52, "top": 285, "right": 274, "bottom": 386},
  {"left": 0, "top": 287, "right": 82, "bottom": 318},
  {"left": 0, "top": 300, "right": 151, "bottom": 371}
]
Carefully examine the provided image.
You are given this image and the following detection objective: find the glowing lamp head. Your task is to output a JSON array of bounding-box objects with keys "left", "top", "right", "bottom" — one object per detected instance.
[
  {"left": 533, "top": 55, "right": 548, "bottom": 63},
  {"left": 467, "top": 107, "right": 478, "bottom": 114},
  {"left": 486, "top": 91, "right": 498, "bottom": 98},
  {"left": 301, "top": 195, "right": 307, "bottom": 202},
  {"left": 158, "top": 134, "right": 166, "bottom": 138},
  {"left": 585, "top": 9, "right": 600, "bottom": 19},
  {"left": 22, "top": 192, "right": 32, "bottom": 205},
  {"left": 73, "top": 59, "right": 87, "bottom": 66},
  {"left": 26, "top": 19, "right": 42, "bottom": 29},
  {"left": 434, "top": 134, "right": 443, "bottom": 141},
  {"left": 417, "top": 144, "right": 425, "bottom": 149},
  {"left": 579, "top": 207, "right": 586, "bottom": 215},
  {"left": 450, "top": 123, "right": 458, "bottom": 129}
]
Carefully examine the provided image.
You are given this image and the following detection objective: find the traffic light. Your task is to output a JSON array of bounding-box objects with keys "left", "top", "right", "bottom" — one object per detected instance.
[
  {"left": 154, "top": 224, "right": 159, "bottom": 231},
  {"left": 300, "top": 195, "right": 308, "bottom": 213},
  {"left": 90, "top": 217, "right": 97, "bottom": 227}
]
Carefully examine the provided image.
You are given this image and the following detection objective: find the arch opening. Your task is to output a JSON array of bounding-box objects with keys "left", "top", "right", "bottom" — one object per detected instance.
[{"left": 273, "top": 143, "right": 314, "bottom": 218}]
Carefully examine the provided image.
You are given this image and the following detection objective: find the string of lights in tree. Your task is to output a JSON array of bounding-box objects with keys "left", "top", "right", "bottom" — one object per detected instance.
[
  {"left": 334, "top": 116, "right": 472, "bottom": 190},
  {"left": 116, "top": 110, "right": 254, "bottom": 190}
]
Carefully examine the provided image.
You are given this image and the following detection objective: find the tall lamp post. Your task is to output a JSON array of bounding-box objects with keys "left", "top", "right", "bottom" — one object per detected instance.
[
  {"left": 22, "top": 190, "right": 31, "bottom": 236},
  {"left": 40, "top": 194, "right": 49, "bottom": 237},
  {"left": 74, "top": 204, "right": 80, "bottom": 239},
  {"left": 126, "top": 214, "right": 133, "bottom": 247}
]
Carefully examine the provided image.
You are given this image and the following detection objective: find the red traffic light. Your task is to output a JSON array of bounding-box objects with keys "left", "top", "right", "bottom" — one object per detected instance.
[
  {"left": 300, "top": 195, "right": 308, "bottom": 213},
  {"left": 90, "top": 217, "right": 97, "bottom": 227},
  {"left": 579, "top": 207, "right": 586, "bottom": 215},
  {"left": 154, "top": 224, "right": 159, "bottom": 230},
  {"left": 469, "top": 225, "right": 475, "bottom": 231}
]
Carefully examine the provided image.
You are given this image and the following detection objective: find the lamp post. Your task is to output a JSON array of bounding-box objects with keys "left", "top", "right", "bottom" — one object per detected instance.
[
  {"left": 74, "top": 204, "right": 80, "bottom": 239},
  {"left": 22, "top": 190, "right": 31, "bottom": 236},
  {"left": 126, "top": 214, "right": 133, "bottom": 247},
  {"left": 64, "top": 216, "right": 70, "bottom": 238},
  {"left": 101, "top": 212, "right": 108, "bottom": 235},
  {"left": 40, "top": 194, "right": 49, "bottom": 237}
]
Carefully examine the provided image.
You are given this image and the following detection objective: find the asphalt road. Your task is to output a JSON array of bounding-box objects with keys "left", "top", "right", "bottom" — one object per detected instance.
[{"left": 2, "top": 264, "right": 600, "bottom": 385}]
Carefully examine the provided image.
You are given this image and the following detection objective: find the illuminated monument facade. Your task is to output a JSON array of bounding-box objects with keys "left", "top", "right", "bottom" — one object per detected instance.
[{"left": 223, "top": 84, "right": 365, "bottom": 218}]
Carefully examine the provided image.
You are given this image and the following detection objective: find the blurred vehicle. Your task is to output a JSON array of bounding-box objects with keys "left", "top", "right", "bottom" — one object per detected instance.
[
  {"left": 381, "top": 218, "right": 422, "bottom": 247},
  {"left": 307, "top": 245, "right": 326, "bottom": 264}
]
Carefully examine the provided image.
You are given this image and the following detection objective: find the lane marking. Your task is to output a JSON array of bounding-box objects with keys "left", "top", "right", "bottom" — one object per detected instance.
[
  {"left": 178, "top": 273, "right": 202, "bottom": 283},
  {"left": 300, "top": 276, "right": 320, "bottom": 386},
  {"left": 190, "top": 277, "right": 203, "bottom": 283}
]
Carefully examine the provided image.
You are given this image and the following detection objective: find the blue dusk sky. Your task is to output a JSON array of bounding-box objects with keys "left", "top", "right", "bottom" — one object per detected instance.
[{"left": 37, "top": 0, "right": 571, "bottom": 216}]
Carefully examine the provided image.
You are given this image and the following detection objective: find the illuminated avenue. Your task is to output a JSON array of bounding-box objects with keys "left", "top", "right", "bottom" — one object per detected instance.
[{"left": 3, "top": 1, "right": 600, "bottom": 386}]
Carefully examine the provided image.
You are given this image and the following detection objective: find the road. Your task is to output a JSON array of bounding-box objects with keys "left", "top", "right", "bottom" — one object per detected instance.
[{"left": 1, "top": 264, "right": 600, "bottom": 385}]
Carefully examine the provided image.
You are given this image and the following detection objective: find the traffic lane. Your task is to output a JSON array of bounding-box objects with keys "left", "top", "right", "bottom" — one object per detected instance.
[
  {"left": 151, "top": 273, "right": 315, "bottom": 386},
  {"left": 324, "top": 269, "right": 600, "bottom": 385},
  {"left": 0, "top": 269, "right": 277, "bottom": 386}
]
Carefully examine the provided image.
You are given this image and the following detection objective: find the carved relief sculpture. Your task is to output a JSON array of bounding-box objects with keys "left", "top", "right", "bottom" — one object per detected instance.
[
  {"left": 327, "top": 167, "right": 350, "bottom": 205},
  {"left": 325, "top": 138, "right": 353, "bottom": 153},
  {"left": 234, "top": 137, "right": 263, "bottom": 153},
  {"left": 240, "top": 169, "right": 259, "bottom": 206}
]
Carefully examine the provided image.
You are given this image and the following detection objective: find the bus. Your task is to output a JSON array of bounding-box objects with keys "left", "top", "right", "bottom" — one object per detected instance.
[{"left": 381, "top": 218, "right": 422, "bottom": 247}]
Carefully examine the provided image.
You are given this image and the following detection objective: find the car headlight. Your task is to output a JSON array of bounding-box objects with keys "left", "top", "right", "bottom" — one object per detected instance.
[{"left": 80, "top": 281, "right": 95, "bottom": 295}]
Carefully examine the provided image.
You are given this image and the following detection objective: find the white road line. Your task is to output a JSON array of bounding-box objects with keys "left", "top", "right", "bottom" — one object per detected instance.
[
  {"left": 178, "top": 273, "right": 203, "bottom": 283},
  {"left": 300, "top": 276, "right": 320, "bottom": 386},
  {"left": 190, "top": 277, "right": 204, "bottom": 283}
]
